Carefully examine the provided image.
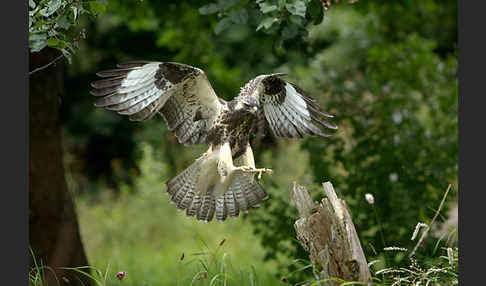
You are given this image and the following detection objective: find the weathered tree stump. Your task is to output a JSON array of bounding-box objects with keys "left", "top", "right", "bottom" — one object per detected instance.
[{"left": 291, "top": 181, "right": 372, "bottom": 285}]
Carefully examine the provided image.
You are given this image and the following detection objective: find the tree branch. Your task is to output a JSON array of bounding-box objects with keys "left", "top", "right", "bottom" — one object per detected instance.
[{"left": 29, "top": 54, "right": 64, "bottom": 75}]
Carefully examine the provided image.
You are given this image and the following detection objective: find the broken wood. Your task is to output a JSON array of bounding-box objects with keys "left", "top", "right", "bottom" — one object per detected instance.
[{"left": 291, "top": 181, "right": 372, "bottom": 285}]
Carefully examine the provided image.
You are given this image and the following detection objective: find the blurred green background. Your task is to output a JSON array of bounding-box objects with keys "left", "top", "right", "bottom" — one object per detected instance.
[{"left": 43, "top": 0, "right": 458, "bottom": 285}]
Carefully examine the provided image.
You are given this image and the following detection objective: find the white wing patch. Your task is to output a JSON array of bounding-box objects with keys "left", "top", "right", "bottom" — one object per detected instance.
[
  {"left": 121, "top": 63, "right": 160, "bottom": 88},
  {"left": 248, "top": 74, "right": 336, "bottom": 138},
  {"left": 91, "top": 61, "right": 224, "bottom": 145},
  {"left": 284, "top": 83, "right": 310, "bottom": 118}
]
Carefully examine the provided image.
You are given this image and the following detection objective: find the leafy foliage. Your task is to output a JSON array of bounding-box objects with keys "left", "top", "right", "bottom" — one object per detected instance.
[
  {"left": 198, "top": 0, "right": 358, "bottom": 50},
  {"left": 29, "top": 0, "right": 107, "bottom": 63}
]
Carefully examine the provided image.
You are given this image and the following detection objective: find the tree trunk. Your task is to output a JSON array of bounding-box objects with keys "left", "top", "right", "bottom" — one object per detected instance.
[
  {"left": 29, "top": 48, "right": 91, "bottom": 286},
  {"left": 291, "top": 181, "right": 372, "bottom": 285}
]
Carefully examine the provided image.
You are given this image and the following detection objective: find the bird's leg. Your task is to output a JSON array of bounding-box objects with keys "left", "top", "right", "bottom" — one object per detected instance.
[
  {"left": 233, "top": 143, "right": 273, "bottom": 180},
  {"left": 217, "top": 143, "right": 232, "bottom": 178},
  {"left": 235, "top": 166, "right": 273, "bottom": 180}
]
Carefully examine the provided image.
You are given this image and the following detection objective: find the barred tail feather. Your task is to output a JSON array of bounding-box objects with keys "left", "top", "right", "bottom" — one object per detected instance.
[
  {"left": 177, "top": 189, "right": 195, "bottom": 210},
  {"left": 223, "top": 172, "right": 268, "bottom": 218},
  {"left": 246, "top": 182, "right": 269, "bottom": 204},
  {"left": 224, "top": 191, "right": 239, "bottom": 218},
  {"left": 186, "top": 195, "right": 202, "bottom": 217},
  {"left": 197, "top": 195, "right": 216, "bottom": 222},
  {"left": 243, "top": 185, "right": 261, "bottom": 206},
  {"left": 232, "top": 176, "right": 249, "bottom": 213},
  {"left": 242, "top": 180, "right": 268, "bottom": 207},
  {"left": 215, "top": 197, "right": 227, "bottom": 222},
  {"left": 165, "top": 158, "right": 201, "bottom": 211},
  {"left": 166, "top": 158, "right": 269, "bottom": 223}
]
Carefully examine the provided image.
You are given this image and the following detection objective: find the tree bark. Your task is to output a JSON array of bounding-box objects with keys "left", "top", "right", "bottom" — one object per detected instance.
[
  {"left": 29, "top": 48, "right": 91, "bottom": 286},
  {"left": 291, "top": 181, "right": 372, "bottom": 285}
]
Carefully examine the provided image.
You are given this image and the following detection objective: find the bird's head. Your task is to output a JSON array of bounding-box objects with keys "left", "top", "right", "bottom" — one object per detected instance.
[{"left": 235, "top": 95, "right": 260, "bottom": 116}]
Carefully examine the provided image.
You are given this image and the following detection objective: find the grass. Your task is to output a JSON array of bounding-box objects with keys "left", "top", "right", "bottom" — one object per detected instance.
[
  {"left": 76, "top": 189, "right": 283, "bottom": 286},
  {"left": 34, "top": 143, "right": 456, "bottom": 286},
  {"left": 370, "top": 246, "right": 458, "bottom": 286},
  {"left": 72, "top": 143, "right": 281, "bottom": 285},
  {"left": 73, "top": 184, "right": 457, "bottom": 286},
  {"left": 30, "top": 248, "right": 58, "bottom": 286},
  {"left": 30, "top": 242, "right": 458, "bottom": 286},
  {"left": 33, "top": 188, "right": 458, "bottom": 286}
]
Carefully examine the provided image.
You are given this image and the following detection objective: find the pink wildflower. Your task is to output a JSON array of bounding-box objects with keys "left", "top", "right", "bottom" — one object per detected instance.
[{"left": 116, "top": 271, "right": 127, "bottom": 280}]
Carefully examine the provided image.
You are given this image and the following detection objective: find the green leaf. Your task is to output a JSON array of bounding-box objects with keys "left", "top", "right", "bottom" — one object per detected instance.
[
  {"left": 29, "top": 0, "right": 36, "bottom": 9},
  {"left": 308, "top": 0, "right": 324, "bottom": 25},
  {"left": 29, "top": 33, "right": 46, "bottom": 41},
  {"left": 256, "top": 17, "right": 278, "bottom": 31},
  {"left": 61, "top": 49, "right": 73, "bottom": 64},
  {"left": 229, "top": 9, "right": 248, "bottom": 25},
  {"left": 56, "top": 15, "right": 70, "bottom": 30},
  {"left": 29, "top": 33, "right": 47, "bottom": 52},
  {"left": 282, "top": 25, "right": 299, "bottom": 40},
  {"left": 219, "top": 0, "right": 240, "bottom": 11},
  {"left": 39, "top": 0, "right": 62, "bottom": 17},
  {"left": 285, "top": 1, "right": 307, "bottom": 18},
  {"left": 32, "top": 19, "right": 50, "bottom": 33},
  {"left": 71, "top": 6, "right": 78, "bottom": 22},
  {"left": 214, "top": 17, "right": 232, "bottom": 35},
  {"left": 259, "top": 3, "right": 278, "bottom": 14},
  {"left": 47, "top": 29, "right": 58, "bottom": 37},
  {"left": 88, "top": 1, "right": 107, "bottom": 15},
  {"left": 77, "top": 3, "right": 89, "bottom": 15},
  {"left": 46, "top": 37, "right": 59, "bottom": 47},
  {"left": 29, "top": 7, "right": 39, "bottom": 17},
  {"left": 199, "top": 3, "right": 220, "bottom": 15},
  {"left": 289, "top": 15, "right": 304, "bottom": 26}
]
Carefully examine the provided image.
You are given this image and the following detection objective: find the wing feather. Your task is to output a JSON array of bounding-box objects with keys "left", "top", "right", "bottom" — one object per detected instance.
[
  {"left": 270, "top": 103, "right": 294, "bottom": 137},
  {"left": 94, "top": 83, "right": 155, "bottom": 107},
  {"left": 243, "top": 75, "right": 337, "bottom": 139},
  {"left": 263, "top": 104, "right": 283, "bottom": 137},
  {"left": 91, "top": 61, "right": 224, "bottom": 145},
  {"left": 117, "top": 87, "right": 164, "bottom": 115},
  {"left": 278, "top": 104, "right": 303, "bottom": 138},
  {"left": 282, "top": 104, "right": 316, "bottom": 135},
  {"left": 104, "top": 86, "right": 160, "bottom": 112}
]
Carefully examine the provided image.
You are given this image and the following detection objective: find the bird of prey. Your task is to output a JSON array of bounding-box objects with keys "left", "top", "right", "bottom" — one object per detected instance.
[{"left": 91, "top": 61, "right": 337, "bottom": 222}]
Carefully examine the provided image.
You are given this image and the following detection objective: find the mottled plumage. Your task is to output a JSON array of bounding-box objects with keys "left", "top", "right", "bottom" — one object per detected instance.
[{"left": 91, "top": 61, "right": 337, "bottom": 222}]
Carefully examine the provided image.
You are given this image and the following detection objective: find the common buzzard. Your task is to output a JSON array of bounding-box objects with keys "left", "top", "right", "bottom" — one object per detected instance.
[{"left": 91, "top": 61, "right": 337, "bottom": 222}]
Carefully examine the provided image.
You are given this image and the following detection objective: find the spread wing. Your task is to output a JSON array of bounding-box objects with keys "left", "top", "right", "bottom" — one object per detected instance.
[
  {"left": 248, "top": 74, "right": 337, "bottom": 139},
  {"left": 91, "top": 61, "right": 224, "bottom": 145}
]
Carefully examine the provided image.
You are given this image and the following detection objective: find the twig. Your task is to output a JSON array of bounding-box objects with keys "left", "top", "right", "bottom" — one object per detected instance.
[
  {"left": 29, "top": 54, "right": 64, "bottom": 75},
  {"left": 409, "top": 184, "right": 452, "bottom": 258}
]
